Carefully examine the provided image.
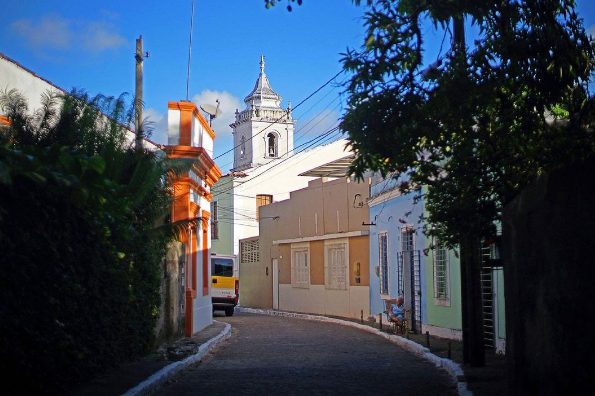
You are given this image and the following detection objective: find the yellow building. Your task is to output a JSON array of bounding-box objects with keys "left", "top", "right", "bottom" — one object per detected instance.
[{"left": 240, "top": 160, "right": 371, "bottom": 319}]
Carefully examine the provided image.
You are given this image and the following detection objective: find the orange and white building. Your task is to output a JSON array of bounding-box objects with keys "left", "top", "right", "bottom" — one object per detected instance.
[
  {"left": 165, "top": 101, "right": 222, "bottom": 335},
  {"left": 0, "top": 52, "right": 222, "bottom": 337}
]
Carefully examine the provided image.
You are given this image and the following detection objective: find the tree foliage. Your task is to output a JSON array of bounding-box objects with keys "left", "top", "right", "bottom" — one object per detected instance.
[
  {"left": 340, "top": 0, "right": 595, "bottom": 246},
  {"left": 0, "top": 90, "right": 172, "bottom": 392},
  {"left": 264, "top": 0, "right": 371, "bottom": 12}
]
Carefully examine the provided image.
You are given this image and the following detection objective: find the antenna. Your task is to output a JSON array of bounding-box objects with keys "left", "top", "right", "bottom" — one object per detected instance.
[
  {"left": 185, "top": 0, "right": 195, "bottom": 101},
  {"left": 200, "top": 99, "right": 222, "bottom": 127}
]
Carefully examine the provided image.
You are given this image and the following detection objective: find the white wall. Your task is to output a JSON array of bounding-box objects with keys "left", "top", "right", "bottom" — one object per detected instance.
[
  {"left": 167, "top": 109, "right": 181, "bottom": 145},
  {"left": 192, "top": 206, "right": 213, "bottom": 333},
  {"left": 279, "top": 285, "right": 369, "bottom": 319},
  {"left": 1, "top": 54, "right": 158, "bottom": 151},
  {"left": 1, "top": 55, "right": 64, "bottom": 113},
  {"left": 230, "top": 139, "right": 351, "bottom": 255}
]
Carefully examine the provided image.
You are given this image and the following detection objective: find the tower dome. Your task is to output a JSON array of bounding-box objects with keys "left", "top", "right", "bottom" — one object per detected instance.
[
  {"left": 244, "top": 55, "right": 282, "bottom": 108},
  {"left": 230, "top": 56, "right": 294, "bottom": 171}
]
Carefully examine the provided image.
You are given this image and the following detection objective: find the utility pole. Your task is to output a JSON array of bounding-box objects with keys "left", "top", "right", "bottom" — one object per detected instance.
[
  {"left": 135, "top": 35, "right": 144, "bottom": 152},
  {"left": 452, "top": 14, "right": 485, "bottom": 368}
]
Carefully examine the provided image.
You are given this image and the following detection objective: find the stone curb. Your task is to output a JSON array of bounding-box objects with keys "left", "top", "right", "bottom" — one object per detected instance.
[
  {"left": 238, "top": 307, "right": 472, "bottom": 396},
  {"left": 122, "top": 320, "right": 232, "bottom": 396}
]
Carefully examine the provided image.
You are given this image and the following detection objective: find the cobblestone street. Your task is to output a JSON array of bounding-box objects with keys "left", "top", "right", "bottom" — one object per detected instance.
[{"left": 156, "top": 313, "right": 457, "bottom": 395}]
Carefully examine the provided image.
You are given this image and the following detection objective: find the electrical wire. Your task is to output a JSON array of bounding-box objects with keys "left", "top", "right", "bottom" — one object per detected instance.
[
  {"left": 229, "top": 127, "right": 341, "bottom": 189},
  {"left": 215, "top": 91, "right": 344, "bottom": 172},
  {"left": 212, "top": 125, "right": 341, "bottom": 200},
  {"left": 213, "top": 69, "right": 344, "bottom": 161}
]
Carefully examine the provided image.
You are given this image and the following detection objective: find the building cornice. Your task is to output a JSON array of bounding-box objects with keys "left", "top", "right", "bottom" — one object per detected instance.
[
  {"left": 368, "top": 186, "right": 403, "bottom": 207},
  {"left": 164, "top": 145, "right": 222, "bottom": 188},
  {"left": 273, "top": 230, "right": 369, "bottom": 245},
  {"left": 167, "top": 101, "right": 216, "bottom": 140}
]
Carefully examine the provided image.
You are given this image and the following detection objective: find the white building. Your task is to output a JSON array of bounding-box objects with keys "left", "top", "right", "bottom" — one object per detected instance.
[
  {"left": 0, "top": 52, "right": 158, "bottom": 151},
  {"left": 211, "top": 56, "right": 351, "bottom": 258}
]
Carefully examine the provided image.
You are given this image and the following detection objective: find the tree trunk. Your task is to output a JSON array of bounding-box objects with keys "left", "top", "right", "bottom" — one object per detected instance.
[
  {"left": 450, "top": 14, "right": 485, "bottom": 367},
  {"left": 460, "top": 235, "right": 485, "bottom": 366}
]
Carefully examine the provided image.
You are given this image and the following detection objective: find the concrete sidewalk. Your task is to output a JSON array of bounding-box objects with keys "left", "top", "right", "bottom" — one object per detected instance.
[
  {"left": 67, "top": 320, "right": 230, "bottom": 396},
  {"left": 404, "top": 329, "right": 506, "bottom": 396}
]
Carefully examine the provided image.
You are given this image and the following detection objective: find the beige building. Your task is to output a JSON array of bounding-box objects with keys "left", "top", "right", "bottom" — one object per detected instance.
[{"left": 240, "top": 168, "right": 371, "bottom": 320}]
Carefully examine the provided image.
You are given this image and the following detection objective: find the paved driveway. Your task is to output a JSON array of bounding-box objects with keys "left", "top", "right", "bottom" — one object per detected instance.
[{"left": 157, "top": 312, "right": 457, "bottom": 395}]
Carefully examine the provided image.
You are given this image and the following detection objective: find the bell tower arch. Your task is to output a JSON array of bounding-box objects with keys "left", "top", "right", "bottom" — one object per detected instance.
[{"left": 230, "top": 56, "right": 294, "bottom": 171}]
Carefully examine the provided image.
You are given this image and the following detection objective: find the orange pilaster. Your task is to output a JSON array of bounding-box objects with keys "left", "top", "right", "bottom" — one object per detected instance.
[
  {"left": 166, "top": 101, "right": 222, "bottom": 337},
  {"left": 185, "top": 289, "right": 193, "bottom": 337},
  {"left": 202, "top": 214, "right": 210, "bottom": 296}
]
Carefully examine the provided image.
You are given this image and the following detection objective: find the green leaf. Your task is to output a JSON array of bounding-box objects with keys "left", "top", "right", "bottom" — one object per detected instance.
[
  {"left": 24, "top": 171, "right": 47, "bottom": 184},
  {"left": 0, "top": 162, "right": 11, "bottom": 185},
  {"left": 87, "top": 155, "right": 106, "bottom": 174},
  {"left": 365, "top": 34, "right": 375, "bottom": 49}
]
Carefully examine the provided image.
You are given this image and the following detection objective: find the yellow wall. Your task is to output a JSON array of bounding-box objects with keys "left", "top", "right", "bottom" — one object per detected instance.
[
  {"left": 240, "top": 177, "right": 371, "bottom": 314},
  {"left": 310, "top": 240, "right": 325, "bottom": 285},
  {"left": 279, "top": 244, "right": 291, "bottom": 284},
  {"left": 349, "top": 236, "right": 370, "bottom": 286}
]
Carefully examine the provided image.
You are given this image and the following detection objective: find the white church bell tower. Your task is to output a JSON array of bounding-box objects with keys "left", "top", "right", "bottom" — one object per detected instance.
[{"left": 230, "top": 56, "right": 294, "bottom": 171}]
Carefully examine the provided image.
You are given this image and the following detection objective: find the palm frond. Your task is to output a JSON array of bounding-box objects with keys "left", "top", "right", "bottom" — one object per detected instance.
[{"left": 149, "top": 217, "right": 201, "bottom": 242}]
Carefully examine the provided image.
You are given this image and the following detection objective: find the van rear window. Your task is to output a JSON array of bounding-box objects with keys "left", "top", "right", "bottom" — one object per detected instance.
[{"left": 212, "top": 258, "right": 234, "bottom": 277}]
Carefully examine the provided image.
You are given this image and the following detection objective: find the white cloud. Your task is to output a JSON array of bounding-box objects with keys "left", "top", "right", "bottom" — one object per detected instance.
[
  {"left": 588, "top": 24, "right": 595, "bottom": 39},
  {"left": 192, "top": 90, "right": 242, "bottom": 138},
  {"left": 10, "top": 14, "right": 126, "bottom": 54},
  {"left": 83, "top": 22, "right": 126, "bottom": 52},
  {"left": 143, "top": 108, "right": 168, "bottom": 145},
  {"left": 11, "top": 15, "right": 71, "bottom": 50}
]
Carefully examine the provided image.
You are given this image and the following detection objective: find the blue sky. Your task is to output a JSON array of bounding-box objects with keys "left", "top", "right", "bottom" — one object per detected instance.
[
  {"left": 1, "top": 1, "right": 594, "bottom": 171},
  {"left": 1, "top": 1, "right": 367, "bottom": 170}
]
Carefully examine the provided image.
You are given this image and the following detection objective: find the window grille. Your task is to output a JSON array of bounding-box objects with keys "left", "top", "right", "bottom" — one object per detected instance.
[
  {"left": 401, "top": 226, "right": 414, "bottom": 252},
  {"left": 211, "top": 201, "right": 218, "bottom": 240},
  {"left": 379, "top": 233, "right": 389, "bottom": 294},
  {"left": 240, "top": 239, "right": 259, "bottom": 264},
  {"left": 433, "top": 243, "right": 449, "bottom": 300},
  {"left": 397, "top": 226, "right": 415, "bottom": 297}
]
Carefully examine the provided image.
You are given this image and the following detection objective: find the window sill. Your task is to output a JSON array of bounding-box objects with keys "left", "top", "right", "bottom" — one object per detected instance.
[{"left": 434, "top": 298, "right": 451, "bottom": 307}]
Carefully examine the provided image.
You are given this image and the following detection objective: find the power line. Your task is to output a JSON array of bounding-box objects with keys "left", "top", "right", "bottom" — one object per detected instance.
[
  {"left": 239, "top": 130, "right": 343, "bottom": 185},
  {"left": 234, "top": 125, "right": 340, "bottom": 181},
  {"left": 210, "top": 128, "right": 346, "bottom": 229},
  {"left": 216, "top": 86, "right": 345, "bottom": 172},
  {"left": 231, "top": 127, "right": 341, "bottom": 188},
  {"left": 212, "top": 125, "right": 341, "bottom": 199},
  {"left": 212, "top": 131, "right": 344, "bottom": 228},
  {"left": 294, "top": 97, "right": 343, "bottom": 145},
  {"left": 214, "top": 175, "right": 342, "bottom": 200},
  {"left": 217, "top": 206, "right": 258, "bottom": 221},
  {"left": 213, "top": 69, "right": 344, "bottom": 161},
  {"left": 223, "top": 121, "right": 342, "bottom": 185},
  {"left": 213, "top": 219, "right": 259, "bottom": 228}
]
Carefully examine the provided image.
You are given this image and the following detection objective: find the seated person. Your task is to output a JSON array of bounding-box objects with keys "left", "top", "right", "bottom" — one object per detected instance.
[{"left": 389, "top": 297, "right": 405, "bottom": 323}]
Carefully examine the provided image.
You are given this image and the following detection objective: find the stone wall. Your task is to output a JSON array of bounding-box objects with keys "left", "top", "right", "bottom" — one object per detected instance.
[{"left": 503, "top": 156, "right": 595, "bottom": 395}]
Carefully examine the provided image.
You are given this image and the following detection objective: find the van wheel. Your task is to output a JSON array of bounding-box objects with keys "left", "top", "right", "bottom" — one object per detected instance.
[{"left": 225, "top": 307, "right": 235, "bottom": 317}]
